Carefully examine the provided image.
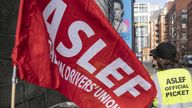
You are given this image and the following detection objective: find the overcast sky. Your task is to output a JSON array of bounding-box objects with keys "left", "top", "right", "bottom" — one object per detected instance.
[{"left": 135, "top": 0, "right": 168, "bottom": 7}]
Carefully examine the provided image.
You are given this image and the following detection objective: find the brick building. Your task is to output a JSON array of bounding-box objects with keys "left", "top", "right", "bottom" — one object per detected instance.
[
  {"left": 187, "top": 1, "right": 192, "bottom": 54},
  {"left": 164, "top": 1, "right": 174, "bottom": 43},
  {"left": 150, "top": 1, "right": 173, "bottom": 48},
  {"left": 149, "top": 1, "right": 173, "bottom": 61},
  {"left": 157, "top": 1, "right": 174, "bottom": 43},
  {"left": 150, "top": 20, "right": 158, "bottom": 50},
  {"left": 166, "top": 0, "right": 191, "bottom": 55}
]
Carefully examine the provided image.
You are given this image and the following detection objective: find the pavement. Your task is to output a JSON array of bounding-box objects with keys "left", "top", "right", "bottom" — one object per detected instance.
[
  {"left": 143, "top": 61, "right": 156, "bottom": 75},
  {"left": 49, "top": 102, "right": 78, "bottom": 108}
]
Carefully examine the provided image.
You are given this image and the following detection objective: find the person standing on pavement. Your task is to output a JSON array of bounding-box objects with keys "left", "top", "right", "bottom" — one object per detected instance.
[{"left": 149, "top": 42, "right": 192, "bottom": 108}]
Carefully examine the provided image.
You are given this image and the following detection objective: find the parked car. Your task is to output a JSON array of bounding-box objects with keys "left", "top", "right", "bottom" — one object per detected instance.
[{"left": 182, "top": 55, "right": 192, "bottom": 67}]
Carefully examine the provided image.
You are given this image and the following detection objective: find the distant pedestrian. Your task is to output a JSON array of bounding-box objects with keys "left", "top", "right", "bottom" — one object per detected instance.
[{"left": 149, "top": 42, "right": 192, "bottom": 108}]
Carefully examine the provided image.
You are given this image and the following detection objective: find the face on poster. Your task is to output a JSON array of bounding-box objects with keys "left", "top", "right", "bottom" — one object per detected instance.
[{"left": 112, "top": 0, "right": 133, "bottom": 49}]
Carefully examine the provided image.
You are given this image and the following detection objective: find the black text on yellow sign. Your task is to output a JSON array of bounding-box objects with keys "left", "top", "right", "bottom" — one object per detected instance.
[{"left": 165, "top": 76, "right": 189, "bottom": 98}]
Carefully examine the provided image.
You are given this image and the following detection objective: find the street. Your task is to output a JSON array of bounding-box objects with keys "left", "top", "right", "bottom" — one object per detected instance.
[{"left": 143, "top": 61, "right": 156, "bottom": 75}]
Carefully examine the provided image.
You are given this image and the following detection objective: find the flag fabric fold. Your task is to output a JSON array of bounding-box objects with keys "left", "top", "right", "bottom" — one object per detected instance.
[{"left": 12, "top": 0, "right": 156, "bottom": 107}]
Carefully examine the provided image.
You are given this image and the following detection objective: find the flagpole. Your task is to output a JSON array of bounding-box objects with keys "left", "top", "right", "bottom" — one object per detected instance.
[
  {"left": 11, "top": 65, "right": 17, "bottom": 108},
  {"left": 11, "top": 0, "right": 24, "bottom": 107}
]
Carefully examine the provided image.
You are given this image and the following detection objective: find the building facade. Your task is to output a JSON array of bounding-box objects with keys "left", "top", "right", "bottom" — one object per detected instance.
[
  {"left": 157, "top": 13, "right": 166, "bottom": 42},
  {"left": 134, "top": 3, "right": 160, "bottom": 56},
  {"left": 149, "top": 11, "right": 160, "bottom": 61},
  {"left": 166, "top": 0, "right": 191, "bottom": 56},
  {"left": 156, "top": 1, "right": 174, "bottom": 43},
  {"left": 187, "top": 1, "right": 192, "bottom": 54},
  {"left": 150, "top": 20, "right": 158, "bottom": 50},
  {"left": 166, "top": 2, "right": 176, "bottom": 45},
  {"left": 134, "top": 3, "right": 150, "bottom": 54}
]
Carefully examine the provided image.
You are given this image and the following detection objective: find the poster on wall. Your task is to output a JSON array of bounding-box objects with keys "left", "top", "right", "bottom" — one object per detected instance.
[{"left": 112, "top": 0, "right": 133, "bottom": 49}]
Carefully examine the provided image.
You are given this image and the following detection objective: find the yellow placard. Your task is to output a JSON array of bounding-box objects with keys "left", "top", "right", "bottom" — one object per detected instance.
[{"left": 157, "top": 69, "right": 192, "bottom": 105}]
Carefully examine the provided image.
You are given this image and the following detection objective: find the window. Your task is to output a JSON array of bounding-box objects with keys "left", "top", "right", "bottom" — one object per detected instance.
[
  {"left": 140, "top": 16, "right": 148, "bottom": 23},
  {"left": 181, "top": 9, "right": 187, "bottom": 23},
  {"left": 134, "top": 7, "right": 139, "bottom": 13},
  {"left": 140, "top": 26, "right": 148, "bottom": 35},
  {"left": 182, "top": 23, "right": 186, "bottom": 28},
  {"left": 182, "top": 33, "right": 186, "bottom": 38},
  {"left": 134, "top": 16, "right": 139, "bottom": 23},
  {"left": 140, "top": 6, "right": 148, "bottom": 13}
]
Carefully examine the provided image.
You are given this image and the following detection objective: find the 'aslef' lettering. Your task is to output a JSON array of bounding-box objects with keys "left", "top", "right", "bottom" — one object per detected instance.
[{"left": 43, "top": 0, "right": 152, "bottom": 98}]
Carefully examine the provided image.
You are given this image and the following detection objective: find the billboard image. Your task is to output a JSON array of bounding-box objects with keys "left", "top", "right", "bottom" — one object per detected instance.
[{"left": 112, "top": 0, "right": 133, "bottom": 49}]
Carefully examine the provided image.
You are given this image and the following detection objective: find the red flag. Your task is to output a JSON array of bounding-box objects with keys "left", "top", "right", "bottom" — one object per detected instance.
[{"left": 12, "top": 0, "right": 156, "bottom": 107}]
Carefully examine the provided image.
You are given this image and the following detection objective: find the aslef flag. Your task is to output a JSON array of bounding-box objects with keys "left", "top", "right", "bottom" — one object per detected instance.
[{"left": 12, "top": 0, "right": 156, "bottom": 107}]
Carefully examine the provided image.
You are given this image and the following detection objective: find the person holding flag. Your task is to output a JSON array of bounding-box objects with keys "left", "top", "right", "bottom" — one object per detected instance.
[{"left": 11, "top": 0, "right": 156, "bottom": 107}]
